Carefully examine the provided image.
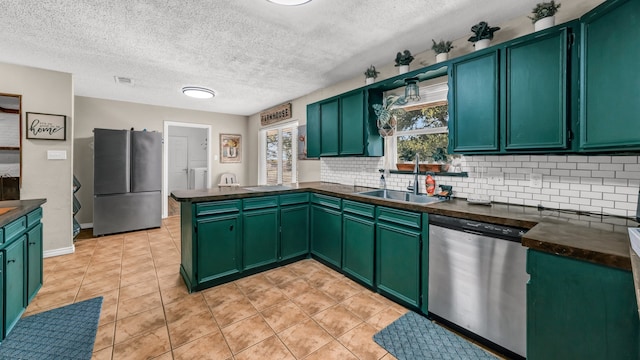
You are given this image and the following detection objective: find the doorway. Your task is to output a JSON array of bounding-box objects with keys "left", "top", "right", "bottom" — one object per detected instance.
[{"left": 163, "top": 121, "right": 211, "bottom": 218}]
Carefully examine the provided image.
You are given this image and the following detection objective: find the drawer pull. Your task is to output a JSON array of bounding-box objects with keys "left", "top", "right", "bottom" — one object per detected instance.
[
  {"left": 7, "top": 259, "right": 16, "bottom": 264},
  {"left": 29, "top": 242, "right": 36, "bottom": 245},
  {"left": 229, "top": 225, "right": 234, "bottom": 231}
]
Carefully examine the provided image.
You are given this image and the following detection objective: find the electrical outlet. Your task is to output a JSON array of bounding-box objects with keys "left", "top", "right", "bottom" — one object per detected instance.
[
  {"left": 530, "top": 173, "right": 543, "bottom": 188},
  {"left": 487, "top": 173, "right": 504, "bottom": 186}
]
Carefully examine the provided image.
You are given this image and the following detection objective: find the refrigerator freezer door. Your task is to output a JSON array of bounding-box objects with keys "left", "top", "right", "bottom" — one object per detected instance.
[
  {"left": 93, "top": 192, "right": 162, "bottom": 236},
  {"left": 94, "top": 129, "right": 130, "bottom": 195},
  {"left": 131, "top": 131, "right": 162, "bottom": 192}
]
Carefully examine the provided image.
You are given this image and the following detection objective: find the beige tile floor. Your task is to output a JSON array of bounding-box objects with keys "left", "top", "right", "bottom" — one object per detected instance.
[{"left": 27, "top": 216, "right": 409, "bottom": 359}]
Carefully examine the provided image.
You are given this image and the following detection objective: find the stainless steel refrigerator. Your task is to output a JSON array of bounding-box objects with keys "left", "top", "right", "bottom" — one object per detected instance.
[{"left": 93, "top": 128, "right": 162, "bottom": 236}]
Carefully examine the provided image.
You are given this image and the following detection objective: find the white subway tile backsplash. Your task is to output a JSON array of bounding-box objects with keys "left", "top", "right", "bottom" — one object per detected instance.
[{"left": 321, "top": 154, "right": 639, "bottom": 218}]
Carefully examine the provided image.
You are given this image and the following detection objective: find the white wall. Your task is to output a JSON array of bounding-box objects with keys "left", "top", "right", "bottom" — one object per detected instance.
[
  {"left": 0, "top": 62, "right": 74, "bottom": 254},
  {"left": 74, "top": 96, "right": 248, "bottom": 224},
  {"left": 246, "top": 0, "right": 604, "bottom": 186}
]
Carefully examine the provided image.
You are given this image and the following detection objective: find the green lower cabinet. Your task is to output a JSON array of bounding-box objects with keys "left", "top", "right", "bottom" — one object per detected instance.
[
  {"left": 342, "top": 213, "right": 374, "bottom": 286},
  {"left": 527, "top": 250, "right": 640, "bottom": 360},
  {"left": 26, "top": 223, "right": 43, "bottom": 302},
  {"left": 0, "top": 251, "right": 3, "bottom": 339},
  {"left": 310, "top": 204, "right": 342, "bottom": 267},
  {"left": 196, "top": 214, "right": 241, "bottom": 283},
  {"left": 5, "top": 235, "right": 26, "bottom": 335},
  {"left": 243, "top": 208, "right": 279, "bottom": 270},
  {"left": 376, "top": 222, "right": 421, "bottom": 308},
  {"left": 280, "top": 204, "right": 309, "bottom": 261}
]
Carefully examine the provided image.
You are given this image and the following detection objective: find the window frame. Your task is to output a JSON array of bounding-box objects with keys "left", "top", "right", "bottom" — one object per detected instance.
[{"left": 258, "top": 121, "right": 298, "bottom": 185}]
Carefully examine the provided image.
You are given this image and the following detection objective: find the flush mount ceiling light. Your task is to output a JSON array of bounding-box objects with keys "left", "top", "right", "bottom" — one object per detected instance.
[
  {"left": 267, "top": 0, "right": 312, "bottom": 5},
  {"left": 182, "top": 86, "right": 216, "bottom": 99}
]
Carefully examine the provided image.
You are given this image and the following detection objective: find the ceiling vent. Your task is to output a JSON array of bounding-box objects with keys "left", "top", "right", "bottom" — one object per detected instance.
[{"left": 114, "top": 76, "right": 134, "bottom": 86}]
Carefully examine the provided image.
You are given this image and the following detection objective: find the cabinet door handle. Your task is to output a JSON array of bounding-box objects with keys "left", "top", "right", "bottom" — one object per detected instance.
[
  {"left": 7, "top": 259, "right": 15, "bottom": 264},
  {"left": 229, "top": 225, "right": 234, "bottom": 231},
  {"left": 29, "top": 242, "right": 36, "bottom": 245}
]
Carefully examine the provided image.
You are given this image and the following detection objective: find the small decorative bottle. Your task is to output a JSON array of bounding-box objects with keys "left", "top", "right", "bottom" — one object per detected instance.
[{"left": 426, "top": 174, "right": 436, "bottom": 196}]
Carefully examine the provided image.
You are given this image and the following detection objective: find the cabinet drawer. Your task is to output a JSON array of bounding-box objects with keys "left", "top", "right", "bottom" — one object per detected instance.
[
  {"left": 342, "top": 200, "right": 375, "bottom": 218},
  {"left": 280, "top": 192, "right": 309, "bottom": 206},
  {"left": 26, "top": 208, "right": 43, "bottom": 228},
  {"left": 310, "top": 193, "right": 341, "bottom": 210},
  {"left": 376, "top": 207, "right": 421, "bottom": 229},
  {"left": 3, "top": 216, "right": 27, "bottom": 244},
  {"left": 195, "top": 200, "right": 241, "bottom": 217},
  {"left": 243, "top": 196, "right": 279, "bottom": 210}
]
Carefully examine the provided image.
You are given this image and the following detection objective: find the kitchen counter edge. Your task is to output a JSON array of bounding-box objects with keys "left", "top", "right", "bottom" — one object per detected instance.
[{"left": 0, "top": 199, "right": 47, "bottom": 227}]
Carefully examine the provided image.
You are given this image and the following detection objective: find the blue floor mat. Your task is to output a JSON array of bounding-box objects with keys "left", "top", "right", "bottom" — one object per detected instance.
[
  {"left": 0, "top": 297, "right": 103, "bottom": 360},
  {"left": 373, "top": 311, "right": 498, "bottom": 360}
]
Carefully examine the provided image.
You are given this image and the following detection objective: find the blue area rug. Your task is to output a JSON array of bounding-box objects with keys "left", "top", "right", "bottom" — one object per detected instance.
[
  {"left": 373, "top": 311, "right": 497, "bottom": 360},
  {"left": 0, "top": 297, "right": 103, "bottom": 360}
]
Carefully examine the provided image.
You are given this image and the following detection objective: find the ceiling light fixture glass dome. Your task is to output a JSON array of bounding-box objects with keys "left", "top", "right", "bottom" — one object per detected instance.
[
  {"left": 267, "top": 0, "right": 312, "bottom": 5},
  {"left": 181, "top": 86, "right": 216, "bottom": 99}
]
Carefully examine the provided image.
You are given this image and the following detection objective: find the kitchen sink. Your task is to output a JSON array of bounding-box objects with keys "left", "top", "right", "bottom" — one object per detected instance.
[{"left": 357, "top": 189, "right": 446, "bottom": 204}]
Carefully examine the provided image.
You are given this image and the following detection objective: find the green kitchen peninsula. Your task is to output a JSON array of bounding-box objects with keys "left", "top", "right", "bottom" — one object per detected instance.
[
  {"left": 172, "top": 182, "right": 639, "bottom": 359},
  {"left": 0, "top": 198, "right": 46, "bottom": 342}
]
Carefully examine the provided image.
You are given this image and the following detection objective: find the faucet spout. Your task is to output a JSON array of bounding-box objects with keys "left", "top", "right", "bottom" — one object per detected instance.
[{"left": 413, "top": 154, "right": 420, "bottom": 195}]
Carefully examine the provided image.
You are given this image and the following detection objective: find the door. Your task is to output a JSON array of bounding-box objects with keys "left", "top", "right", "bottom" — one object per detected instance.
[
  {"left": 243, "top": 208, "right": 279, "bottom": 270},
  {"left": 580, "top": 0, "right": 640, "bottom": 151},
  {"left": 93, "top": 129, "right": 130, "bottom": 195},
  {"left": 26, "top": 223, "right": 43, "bottom": 302},
  {"left": 196, "top": 214, "right": 241, "bottom": 283},
  {"left": 340, "top": 91, "right": 365, "bottom": 155},
  {"left": 504, "top": 29, "right": 569, "bottom": 150},
  {"left": 376, "top": 223, "right": 420, "bottom": 307},
  {"left": 5, "top": 235, "right": 26, "bottom": 335},
  {"left": 320, "top": 99, "right": 339, "bottom": 156},
  {"left": 449, "top": 51, "right": 500, "bottom": 153},
  {"left": 280, "top": 203, "right": 309, "bottom": 261},
  {"left": 169, "top": 136, "right": 189, "bottom": 191},
  {"left": 342, "top": 213, "right": 375, "bottom": 286},
  {"left": 310, "top": 204, "right": 342, "bottom": 267},
  {"left": 131, "top": 131, "right": 162, "bottom": 192},
  {"left": 262, "top": 124, "right": 297, "bottom": 185}
]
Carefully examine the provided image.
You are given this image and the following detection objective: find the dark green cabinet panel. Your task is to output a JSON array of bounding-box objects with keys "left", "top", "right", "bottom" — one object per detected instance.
[
  {"left": 376, "top": 223, "right": 420, "bottom": 307},
  {"left": 5, "top": 235, "right": 26, "bottom": 335},
  {"left": 504, "top": 30, "right": 568, "bottom": 150},
  {"left": 0, "top": 251, "right": 3, "bottom": 340},
  {"left": 280, "top": 204, "right": 309, "bottom": 261},
  {"left": 580, "top": 0, "right": 640, "bottom": 151},
  {"left": 310, "top": 204, "right": 342, "bottom": 267},
  {"left": 527, "top": 250, "right": 640, "bottom": 360},
  {"left": 26, "top": 223, "right": 43, "bottom": 303},
  {"left": 306, "top": 103, "right": 321, "bottom": 158},
  {"left": 340, "top": 91, "right": 364, "bottom": 155},
  {"left": 196, "top": 214, "right": 241, "bottom": 283},
  {"left": 243, "top": 208, "right": 279, "bottom": 270},
  {"left": 320, "top": 99, "right": 339, "bottom": 156},
  {"left": 342, "top": 213, "right": 374, "bottom": 286},
  {"left": 450, "top": 51, "right": 500, "bottom": 152}
]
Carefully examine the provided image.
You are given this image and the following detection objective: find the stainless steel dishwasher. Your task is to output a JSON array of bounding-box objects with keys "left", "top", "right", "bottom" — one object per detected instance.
[{"left": 428, "top": 214, "right": 528, "bottom": 359}]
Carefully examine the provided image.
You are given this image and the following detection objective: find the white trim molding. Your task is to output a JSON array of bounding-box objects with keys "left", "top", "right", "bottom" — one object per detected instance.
[{"left": 44, "top": 244, "right": 75, "bottom": 258}]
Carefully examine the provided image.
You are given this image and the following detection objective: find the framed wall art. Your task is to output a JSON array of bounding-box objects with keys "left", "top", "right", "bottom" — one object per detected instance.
[
  {"left": 26, "top": 112, "right": 66, "bottom": 140},
  {"left": 220, "top": 134, "right": 241, "bottom": 163}
]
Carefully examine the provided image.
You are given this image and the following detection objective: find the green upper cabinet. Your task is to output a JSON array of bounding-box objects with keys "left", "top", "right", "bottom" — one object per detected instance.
[
  {"left": 320, "top": 99, "right": 340, "bottom": 156},
  {"left": 527, "top": 250, "right": 640, "bottom": 359},
  {"left": 306, "top": 102, "right": 321, "bottom": 158},
  {"left": 339, "top": 91, "right": 365, "bottom": 155},
  {"left": 580, "top": 0, "right": 640, "bottom": 151},
  {"left": 449, "top": 50, "right": 500, "bottom": 153},
  {"left": 503, "top": 28, "right": 571, "bottom": 151},
  {"left": 306, "top": 89, "right": 383, "bottom": 157}
]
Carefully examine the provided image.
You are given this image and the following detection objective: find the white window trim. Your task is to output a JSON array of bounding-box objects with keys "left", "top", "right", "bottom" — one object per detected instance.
[{"left": 258, "top": 121, "right": 298, "bottom": 185}]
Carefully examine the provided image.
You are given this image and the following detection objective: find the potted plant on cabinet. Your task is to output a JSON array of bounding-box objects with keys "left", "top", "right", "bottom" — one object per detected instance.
[
  {"left": 394, "top": 50, "right": 414, "bottom": 74},
  {"left": 363, "top": 65, "right": 379, "bottom": 85},
  {"left": 432, "top": 39, "right": 454, "bottom": 63},
  {"left": 468, "top": 21, "right": 501, "bottom": 51},
  {"left": 529, "top": 1, "right": 561, "bottom": 31}
]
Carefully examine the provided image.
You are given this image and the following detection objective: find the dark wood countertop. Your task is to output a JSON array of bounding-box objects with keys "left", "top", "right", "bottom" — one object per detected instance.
[
  {"left": 172, "top": 182, "right": 637, "bottom": 271},
  {"left": 0, "top": 199, "right": 47, "bottom": 227}
]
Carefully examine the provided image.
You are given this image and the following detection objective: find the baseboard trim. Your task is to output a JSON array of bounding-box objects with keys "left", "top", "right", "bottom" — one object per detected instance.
[
  {"left": 80, "top": 222, "right": 93, "bottom": 229},
  {"left": 44, "top": 245, "right": 75, "bottom": 258}
]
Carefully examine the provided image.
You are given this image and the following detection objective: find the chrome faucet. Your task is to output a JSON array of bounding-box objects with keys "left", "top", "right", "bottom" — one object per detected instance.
[{"left": 406, "top": 154, "right": 420, "bottom": 195}]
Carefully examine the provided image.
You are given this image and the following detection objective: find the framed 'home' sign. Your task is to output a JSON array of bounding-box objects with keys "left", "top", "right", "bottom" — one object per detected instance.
[{"left": 26, "top": 112, "right": 66, "bottom": 140}]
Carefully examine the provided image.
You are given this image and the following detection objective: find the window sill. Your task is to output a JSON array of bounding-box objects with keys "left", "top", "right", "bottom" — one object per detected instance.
[{"left": 380, "top": 169, "right": 468, "bottom": 177}]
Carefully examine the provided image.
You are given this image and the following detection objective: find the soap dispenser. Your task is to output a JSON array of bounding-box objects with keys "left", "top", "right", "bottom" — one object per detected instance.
[
  {"left": 379, "top": 174, "right": 386, "bottom": 190},
  {"left": 426, "top": 173, "right": 436, "bottom": 196}
]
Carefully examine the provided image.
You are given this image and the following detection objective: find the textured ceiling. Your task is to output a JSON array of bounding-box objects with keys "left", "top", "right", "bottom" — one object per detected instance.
[{"left": 0, "top": 0, "right": 545, "bottom": 116}]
